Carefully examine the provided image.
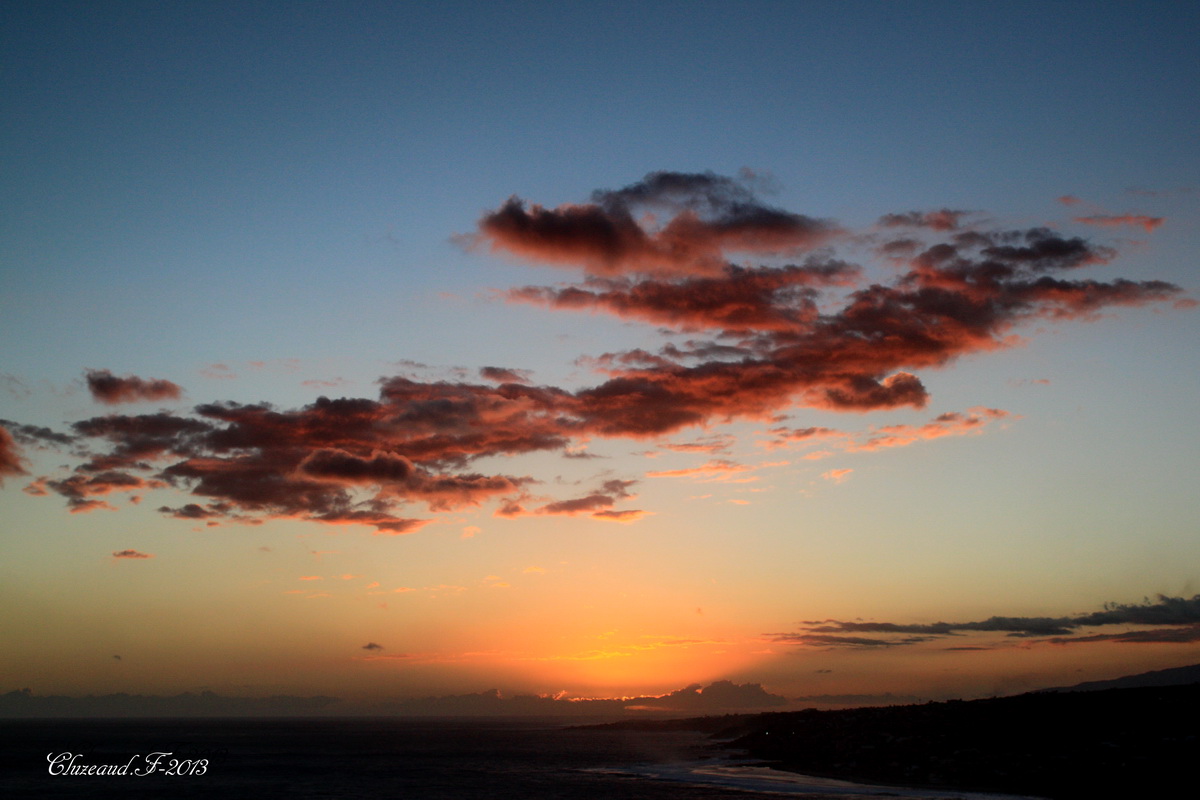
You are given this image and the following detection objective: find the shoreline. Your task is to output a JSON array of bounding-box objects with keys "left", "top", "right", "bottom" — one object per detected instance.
[{"left": 592, "top": 757, "right": 1048, "bottom": 799}]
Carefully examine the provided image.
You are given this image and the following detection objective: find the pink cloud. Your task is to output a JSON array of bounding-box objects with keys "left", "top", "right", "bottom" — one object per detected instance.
[
  {"left": 762, "top": 408, "right": 1010, "bottom": 455},
  {"left": 1074, "top": 214, "right": 1165, "bottom": 234},
  {"left": 848, "top": 408, "right": 1009, "bottom": 452},
  {"left": 0, "top": 426, "right": 28, "bottom": 484},
  {"left": 646, "top": 459, "right": 751, "bottom": 479}
]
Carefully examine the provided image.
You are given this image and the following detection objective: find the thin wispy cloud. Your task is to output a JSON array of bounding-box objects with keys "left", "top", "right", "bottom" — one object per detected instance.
[
  {"left": 762, "top": 408, "right": 1010, "bottom": 453},
  {"left": 821, "top": 468, "right": 853, "bottom": 484},
  {"left": 770, "top": 595, "right": 1200, "bottom": 650},
  {"left": 877, "top": 209, "right": 972, "bottom": 231},
  {"left": 1073, "top": 214, "right": 1165, "bottom": 234},
  {"left": 112, "top": 549, "right": 153, "bottom": 559},
  {"left": 495, "top": 479, "right": 642, "bottom": 521},
  {"left": 1053, "top": 195, "right": 1167, "bottom": 234},
  {"left": 646, "top": 459, "right": 751, "bottom": 480}
]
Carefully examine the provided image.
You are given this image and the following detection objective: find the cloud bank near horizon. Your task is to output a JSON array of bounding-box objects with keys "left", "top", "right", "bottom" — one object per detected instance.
[
  {"left": 2, "top": 171, "right": 1190, "bottom": 533},
  {"left": 769, "top": 594, "right": 1200, "bottom": 650}
]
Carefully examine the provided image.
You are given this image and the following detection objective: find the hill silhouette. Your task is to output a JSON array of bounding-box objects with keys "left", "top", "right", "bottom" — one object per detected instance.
[
  {"left": 594, "top": 668, "right": 1200, "bottom": 800},
  {"left": 1041, "top": 661, "right": 1200, "bottom": 693}
]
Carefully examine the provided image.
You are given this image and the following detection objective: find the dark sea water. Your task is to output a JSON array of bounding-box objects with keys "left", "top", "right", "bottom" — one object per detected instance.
[
  {"left": 1, "top": 717, "right": 1044, "bottom": 799},
  {"left": 0, "top": 717, "right": 764, "bottom": 799}
]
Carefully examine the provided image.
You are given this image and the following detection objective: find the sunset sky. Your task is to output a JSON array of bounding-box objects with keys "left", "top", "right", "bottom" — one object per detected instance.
[{"left": 2, "top": 1, "right": 1198, "bottom": 710}]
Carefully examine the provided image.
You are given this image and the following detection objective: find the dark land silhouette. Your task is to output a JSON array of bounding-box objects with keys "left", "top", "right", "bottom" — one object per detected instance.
[
  {"left": 0, "top": 680, "right": 785, "bottom": 719},
  {"left": 593, "top": 679, "right": 1199, "bottom": 799}
]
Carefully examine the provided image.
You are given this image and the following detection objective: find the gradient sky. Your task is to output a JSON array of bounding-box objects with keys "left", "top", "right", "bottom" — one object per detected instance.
[{"left": 2, "top": 1, "right": 1198, "bottom": 709}]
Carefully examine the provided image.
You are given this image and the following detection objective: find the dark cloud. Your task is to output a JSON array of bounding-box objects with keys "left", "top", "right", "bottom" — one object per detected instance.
[
  {"left": 112, "top": 549, "right": 152, "bottom": 559},
  {"left": 86, "top": 370, "right": 182, "bottom": 405},
  {"left": 493, "top": 500, "right": 526, "bottom": 518},
  {"left": 157, "top": 503, "right": 220, "bottom": 520},
  {"left": 299, "top": 449, "right": 415, "bottom": 483},
  {"left": 769, "top": 633, "right": 903, "bottom": 648},
  {"left": 536, "top": 493, "right": 614, "bottom": 515},
  {"left": 777, "top": 595, "right": 1200, "bottom": 649},
  {"left": 1072, "top": 594, "right": 1200, "bottom": 627},
  {"left": 770, "top": 426, "right": 838, "bottom": 441},
  {"left": 479, "top": 367, "right": 533, "bottom": 384},
  {"left": 476, "top": 171, "right": 837, "bottom": 276},
  {"left": 1046, "top": 624, "right": 1200, "bottom": 645},
  {"left": 509, "top": 259, "right": 858, "bottom": 333},
  {"left": 362, "top": 642, "right": 384, "bottom": 651},
  {"left": 499, "top": 478, "right": 641, "bottom": 520},
  {"left": 600, "top": 478, "right": 636, "bottom": 498},
  {"left": 877, "top": 237, "right": 922, "bottom": 258},
  {"left": 803, "top": 617, "right": 1073, "bottom": 637},
  {"left": 0, "top": 419, "right": 76, "bottom": 447},
  {"left": 70, "top": 413, "right": 212, "bottom": 472},
  {"left": 973, "top": 227, "right": 1107, "bottom": 271},
  {"left": 762, "top": 425, "right": 843, "bottom": 451},
  {"left": 316, "top": 512, "right": 428, "bottom": 535},
  {"left": 589, "top": 509, "right": 649, "bottom": 522}
]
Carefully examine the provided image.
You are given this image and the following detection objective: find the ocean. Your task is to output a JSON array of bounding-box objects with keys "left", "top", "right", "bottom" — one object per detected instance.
[{"left": 1, "top": 717, "right": 1042, "bottom": 799}]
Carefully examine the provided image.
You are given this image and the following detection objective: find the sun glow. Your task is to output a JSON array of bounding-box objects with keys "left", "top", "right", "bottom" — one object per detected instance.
[{"left": 509, "top": 630, "right": 770, "bottom": 697}]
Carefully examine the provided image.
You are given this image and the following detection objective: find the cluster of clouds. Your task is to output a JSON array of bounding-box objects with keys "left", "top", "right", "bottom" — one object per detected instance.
[
  {"left": 0, "top": 171, "right": 1189, "bottom": 532},
  {"left": 769, "top": 594, "right": 1200, "bottom": 650}
]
